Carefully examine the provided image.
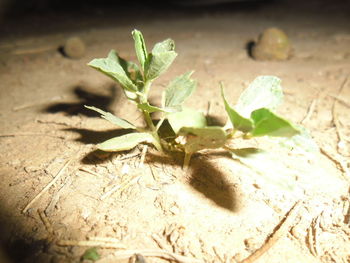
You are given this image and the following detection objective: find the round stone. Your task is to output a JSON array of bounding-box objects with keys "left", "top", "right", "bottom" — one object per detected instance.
[
  {"left": 63, "top": 36, "right": 86, "bottom": 59},
  {"left": 252, "top": 27, "right": 292, "bottom": 61}
]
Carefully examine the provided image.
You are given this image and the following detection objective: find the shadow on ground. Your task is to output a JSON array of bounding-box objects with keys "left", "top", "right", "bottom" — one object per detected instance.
[
  {"left": 117, "top": 149, "right": 240, "bottom": 212},
  {"left": 189, "top": 152, "right": 239, "bottom": 212},
  {"left": 44, "top": 85, "right": 119, "bottom": 117},
  {"left": 64, "top": 127, "right": 133, "bottom": 145}
]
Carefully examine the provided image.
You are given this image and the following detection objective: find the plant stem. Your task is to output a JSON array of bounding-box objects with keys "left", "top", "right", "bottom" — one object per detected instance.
[
  {"left": 183, "top": 152, "right": 192, "bottom": 171},
  {"left": 137, "top": 80, "right": 163, "bottom": 152},
  {"left": 141, "top": 109, "right": 163, "bottom": 152},
  {"left": 143, "top": 110, "right": 156, "bottom": 130},
  {"left": 143, "top": 80, "right": 152, "bottom": 98}
]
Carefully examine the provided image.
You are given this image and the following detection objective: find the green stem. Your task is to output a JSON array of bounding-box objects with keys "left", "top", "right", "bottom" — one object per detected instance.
[
  {"left": 137, "top": 80, "right": 163, "bottom": 152},
  {"left": 142, "top": 109, "right": 163, "bottom": 152},
  {"left": 143, "top": 80, "right": 152, "bottom": 98},
  {"left": 143, "top": 110, "right": 156, "bottom": 131},
  {"left": 183, "top": 152, "right": 192, "bottom": 171},
  {"left": 151, "top": 131, "right": 163, "bottom": 152}
]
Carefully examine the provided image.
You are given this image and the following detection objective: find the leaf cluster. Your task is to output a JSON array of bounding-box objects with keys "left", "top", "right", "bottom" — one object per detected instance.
[{"left": 85, "top": 30, "right": 303, "bottom": 168}]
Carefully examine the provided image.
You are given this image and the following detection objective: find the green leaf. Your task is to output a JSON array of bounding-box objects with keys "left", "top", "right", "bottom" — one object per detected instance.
[
  {"left": 163, "top": 71, "right": 196, "bottom": 108},
  {"left": 153, "top": 38, "right": 175, "bottom": 53},
  {"left": 116, "top": 55, "right": 143, "bottom": 87},
  {"left": 177, "top": 126, "right": 227, "bottom": 153},
  {"left": 167, "top": 108, "right": 207, "bottom": 134},
  {"left": 236, "top": 76, "right": 283, "bottom": 118},
  {"left": 144, "top": 39, "right": 177, "bottom": 80},
  {"left": 221, "top": 85, "right": 253, "bottom": 132},
  {"left": 250, "top": 108, "right": 300, "bottom": 137},
  {"left": 230, "top": 148, "right": 295, "bottom": 190},
  {"left": 272, "top": 126, "right": 319, "bottom": 154},
  {"left": 132, "top": 29, "right": 148, "bottom": 71},
  {"left": 82, "top": 248, "right": 100, "bottom": 261},
  {"left": 88, "top": 50, "right": 138, "bottom": 92},
  {"left": 137, "top": 102, "right": 164, "bottom": 113},
  {"left": 137, "top": 102, "right": 179, "bottom": 113},
  {"left": 85, "top": 105, "right": 136, "bottom": 129},
  {"left": 97, "top": 132, "right": 154, "bottom": 152}
]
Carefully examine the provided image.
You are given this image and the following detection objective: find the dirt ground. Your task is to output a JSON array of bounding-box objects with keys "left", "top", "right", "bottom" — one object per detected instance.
[{"left": 0, "top": 0, "right": 349, "bottom": 262}]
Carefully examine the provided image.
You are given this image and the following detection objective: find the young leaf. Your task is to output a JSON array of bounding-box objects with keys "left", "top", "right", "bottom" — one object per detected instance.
[
  {"left": 163, "top": 71, "right": 196, "bottom": 109},
  {"left": 137, "top": 102, "right": 179, "bottom": 113},
  {"left": 221, "top": 86, "right": 253, "bottom": 132},
  {"left": 144, "top": 39, "right": 177, "bottom": 80},
  {"left": 137, "top": 102, "right": 164, "bottom": 113},
  {"left": 236, "top": 76, "right": 283, "bottom": 118},
  {"left": 85, "top": 105, "right": 136, "bottom": 129},
  {"left": 88, "top": 50, "right": 138, "bottom": 92},
  {"left": 132, "top": 29, "right": 148, "bottom": 71},
  {"left": 97, "top": 132, "right": 154, "bottom": 152},
  {"left": 116, "top": 55, "right": 143, "bottom": 86},
  {"left": 177, "top": 126, "right": 227, "bottom": 153},
  {"left": 250, "top": 108, "right": 300, "bottom": 137},
  {"left": 153, "top": 38, "right": 175, "bottom": 53},
  {"left": 82, "top": 248, "right": 100, "bottom": 261},
  {"left": 167, "top": 108, "right": 207, "bottom": 134}
]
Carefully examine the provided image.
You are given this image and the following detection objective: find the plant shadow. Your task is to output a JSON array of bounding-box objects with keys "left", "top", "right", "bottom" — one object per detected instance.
[
  {"left": 189, "top": 155, "right": 239, "bottom": 212},
  {"left": 64, "top": 127, "right": 135, "bottom": 164},
  {"left": 245, "top": 40, "right": 256, "bottom": 59},
  {"left": 44, "top": 84, "right": 120, "bottom": 116},
  {"left": 146, "top": 151, "right": 240, "bottom": 212},
  {"left": 64, "top": 127, "right": 133, "bottom": 145}
]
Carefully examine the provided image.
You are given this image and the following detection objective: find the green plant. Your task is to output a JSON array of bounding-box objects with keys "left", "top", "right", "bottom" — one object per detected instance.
[{"left": 86, "top": 30, "right": 302, "bottom": 168}]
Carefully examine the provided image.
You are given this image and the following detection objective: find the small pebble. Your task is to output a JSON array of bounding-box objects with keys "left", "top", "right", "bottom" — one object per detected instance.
[
  {"left": 62, "top": 37, "right": 86, "bottom": 59},
  {"left": 252, "top": 27, "right": 292, "bottom": 61}
]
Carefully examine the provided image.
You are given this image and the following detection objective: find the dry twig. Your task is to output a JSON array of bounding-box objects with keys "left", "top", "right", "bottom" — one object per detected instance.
[
  {"left": 212, "top": 246, "right": 226, "bottom": 263},
  {"left": 313, "top": 216, "right": 321, "bottom": 256},
  {"left": 23, "top": 159, "right": 71, "bottom": 213},
  {"left": 57, "top": 239, "right": 126, "bottom": 249},
  {"left": 100, "top": 175, "right": 140, "bottom": 200},
  {"left": 99, "top": 249, "right": 202, "bottom": 263},
  {"left": 328, "top": 94, "right": 350, "bottom": 108},
  {"left": 301, "top": 99, "right": 317, "bottom": 124},
  {"left": 151, "top": 234, "right": 169, "bottom": 250},
  {"left": 139, "top": 145, "right": 148, "bottom": 168},
  {"left": 307, "top": 215, "right": 322, "bottom": 257},
  {"left": 241, "top": 200, "right": 303, "bottom": 263},
  {"left": 149, "top": 165, "right": 159, "bottom": 181},
  {"left": 12, "top": 45, "right": 57, "bottom": 55},
  {"left": 320, "top": 147, "right": 349, "bottom": 178},
  {"left": 12, "top": 95, "right": 64, "bottom": 111},
  {"left": 38, "top": 209, "right": 55, "bottom": 237},
  {"left": 307, "top": 226, "right": 316, "bottom": 256},
  {"left": 79, "top": 167, "right": 104, "bottom": 177},
  {"left": 331, "top": 77, "right": 349, "bottom": 156},
  {"left": 0, "top": 133, "right": 65, "bottom": 139},
  {"left": 88, "top": 236, "right": 122, "bottom": 243}
]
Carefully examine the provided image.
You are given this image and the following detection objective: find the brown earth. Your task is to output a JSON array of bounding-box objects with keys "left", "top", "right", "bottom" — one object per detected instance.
[{"left": 0, "top": 1, "right": 349, "bottom": 262}]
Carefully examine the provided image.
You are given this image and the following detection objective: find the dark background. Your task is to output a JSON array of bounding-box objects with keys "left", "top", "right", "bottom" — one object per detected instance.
[{"left": 2, "top": 0, "right": 349, "bottom": 41}]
